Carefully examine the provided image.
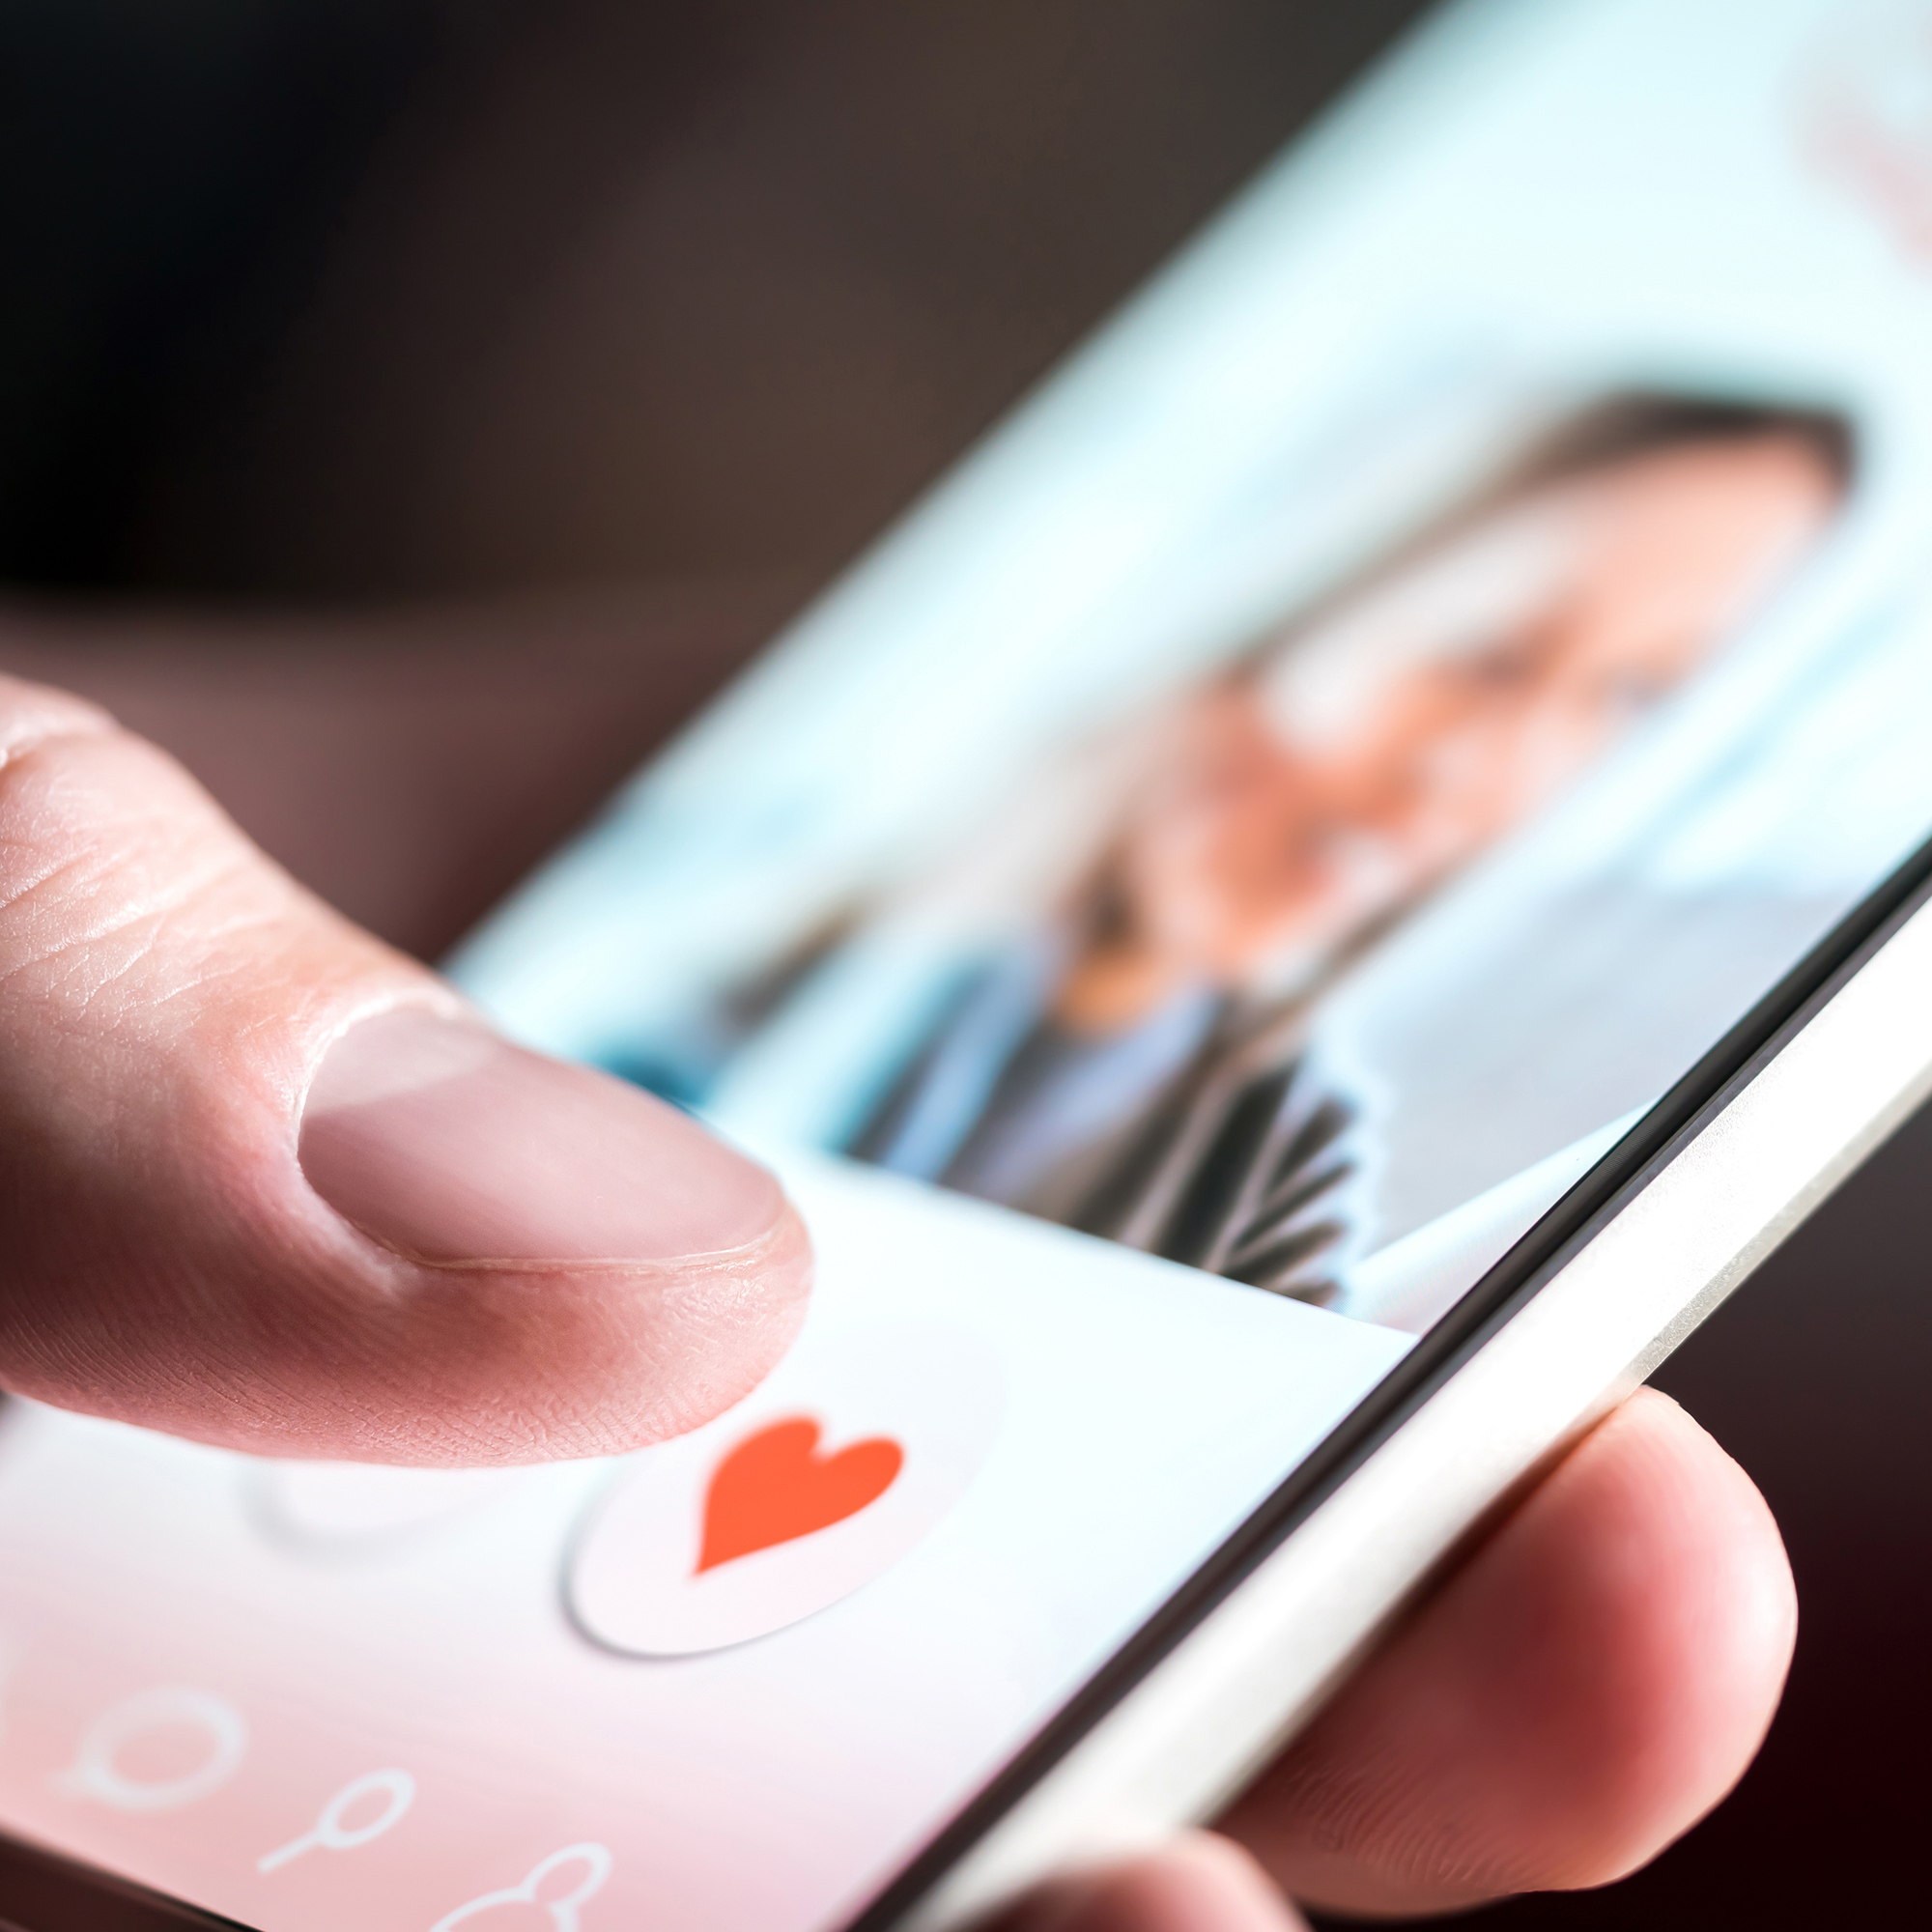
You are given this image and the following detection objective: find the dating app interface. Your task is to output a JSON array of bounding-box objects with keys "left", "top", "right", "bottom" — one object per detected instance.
[
  {"left": 14, "top": 0, "right": 1932, "bottom": 1926},
  {"left": 0, "top": 1163, "right": 1406, "bottom": 1931}
]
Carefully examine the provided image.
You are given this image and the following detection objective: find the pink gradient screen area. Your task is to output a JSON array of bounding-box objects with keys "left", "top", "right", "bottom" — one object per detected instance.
[{"left": 0, "top": 1161, "right": 1409, "bottom": 1931}]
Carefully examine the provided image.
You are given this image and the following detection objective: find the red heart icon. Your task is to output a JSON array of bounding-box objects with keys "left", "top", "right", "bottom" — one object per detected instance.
[{"left": 696, "top": 1416, "right": 904, "bottom": 1575}]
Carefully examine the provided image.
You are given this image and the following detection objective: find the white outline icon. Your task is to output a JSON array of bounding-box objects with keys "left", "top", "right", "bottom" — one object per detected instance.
[
  {"left": 258, "top": 1768, "right": 416, "bottom": 1873},
  {"left": 429, "top": 1843, "right": 613, "bottom": 1931},
  {"left": 55, "top": 1688, "right": 247, "bottom": 1812}
]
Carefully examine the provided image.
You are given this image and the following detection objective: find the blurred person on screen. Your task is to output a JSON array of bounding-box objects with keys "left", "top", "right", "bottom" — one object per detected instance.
[{"left": 668, "top": 399, "right": 1846, "bottom": 1306}]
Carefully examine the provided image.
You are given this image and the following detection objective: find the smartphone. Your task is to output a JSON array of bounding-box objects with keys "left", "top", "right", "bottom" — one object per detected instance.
[{"left": 8, "top": 0, "right": 1932, "bottom": 1925}]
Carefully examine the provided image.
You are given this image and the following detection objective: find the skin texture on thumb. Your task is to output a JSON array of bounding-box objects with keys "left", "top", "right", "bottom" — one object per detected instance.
[{"left": 0, "top": 674, "right": 810, "bottom": 1463}]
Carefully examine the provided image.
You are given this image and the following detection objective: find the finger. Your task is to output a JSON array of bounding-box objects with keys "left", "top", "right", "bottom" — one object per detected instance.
[
  {"left": 0, "top": 674, "right": 810, "bottom": 1463},
  {"left": 1222, "top": 1387, "right": 1795, "bottom": 1914},
  {"left": 1000, "top": 1833, "right": 1305, "bottom": 1932}
]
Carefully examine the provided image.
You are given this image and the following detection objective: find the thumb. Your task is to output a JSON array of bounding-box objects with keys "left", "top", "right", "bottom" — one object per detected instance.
[{"left": 0, "top": 674, "right": 810, "bottom": 1463}]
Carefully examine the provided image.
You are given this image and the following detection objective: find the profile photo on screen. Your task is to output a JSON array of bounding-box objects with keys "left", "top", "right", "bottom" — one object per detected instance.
[{"left": 640, "top": 394, "right": 1851, "bottom": 1312}]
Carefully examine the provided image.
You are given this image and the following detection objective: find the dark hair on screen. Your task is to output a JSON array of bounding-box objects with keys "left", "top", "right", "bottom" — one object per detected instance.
[
  {"left": 1238, "top": 387, "right": 1856, "bottom": 671},
  {"left": 1508, "top": 390, "right": 1858, "bottom": 496}
]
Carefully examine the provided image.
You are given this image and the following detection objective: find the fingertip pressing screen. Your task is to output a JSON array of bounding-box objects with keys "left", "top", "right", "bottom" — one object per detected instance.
[{"left": 9, "top": 2, "right": 1932, "bottom": 1927}]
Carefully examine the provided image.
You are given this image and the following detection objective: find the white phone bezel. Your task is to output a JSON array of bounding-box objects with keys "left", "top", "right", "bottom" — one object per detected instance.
[{"left": 851, "top": 842, "right": 1932, "bottom": 1930}]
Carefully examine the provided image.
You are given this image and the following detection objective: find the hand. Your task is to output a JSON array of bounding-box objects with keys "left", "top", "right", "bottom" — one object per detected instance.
[
  {"left": 0, "top": 642, "right": 1795, "bottom": 1918},
  {"left": 1006, "top": 1390, "right": 1793, "bottom": 1928},
  {"left": 0, "top": 667, "right": 811, "bottom": 1460}
]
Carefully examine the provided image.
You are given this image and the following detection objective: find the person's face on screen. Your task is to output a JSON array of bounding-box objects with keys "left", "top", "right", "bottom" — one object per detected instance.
[{"left": 1064, "top": 434, "right": 1838, "bottom": 1029}]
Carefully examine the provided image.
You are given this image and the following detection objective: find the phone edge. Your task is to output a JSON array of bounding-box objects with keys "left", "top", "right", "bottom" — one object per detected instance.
[{"left": 859, "top": 843, "right": 1932, "bottom": 1928}]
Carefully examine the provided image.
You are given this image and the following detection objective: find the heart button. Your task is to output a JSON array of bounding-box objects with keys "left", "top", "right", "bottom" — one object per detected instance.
[
  {"left": 697, "top": 1417, "right": 904, "bottom": 1574},
  {"left": 565, "top": 1321, "right": 1004, "bottom": 1656}
]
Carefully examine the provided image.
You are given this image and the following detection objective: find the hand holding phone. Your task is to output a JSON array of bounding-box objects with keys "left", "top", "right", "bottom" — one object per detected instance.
[
  {"left": 0, "top": 666, "right": 1786, "bottom": 1928},
  {"left": 5, "top": 1, "right": 1924, "bottom": 1926}
]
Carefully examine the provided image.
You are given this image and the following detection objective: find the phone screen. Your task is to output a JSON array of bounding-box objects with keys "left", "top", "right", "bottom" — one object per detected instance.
[{"left": 7, "top": 1, "right": 1932, "bottom": 1926}]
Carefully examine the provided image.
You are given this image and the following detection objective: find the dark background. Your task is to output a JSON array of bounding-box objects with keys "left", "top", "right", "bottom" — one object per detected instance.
[{"left": 1, "top": 4, "right": 1925, "bottom": 1925}]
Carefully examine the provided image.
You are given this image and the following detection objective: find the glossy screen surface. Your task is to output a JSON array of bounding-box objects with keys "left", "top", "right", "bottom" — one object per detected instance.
[{"left": 10, "top": 2, "right": 1932, "bottom": 1927}]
